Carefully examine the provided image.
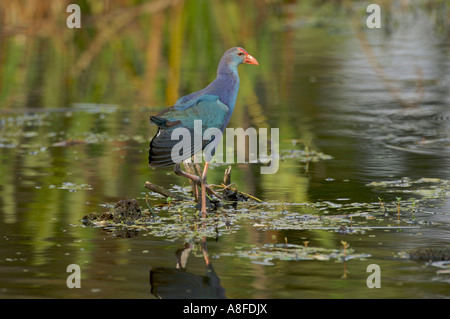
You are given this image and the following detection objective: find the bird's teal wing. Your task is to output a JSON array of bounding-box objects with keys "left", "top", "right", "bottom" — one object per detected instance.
[
  {"left": 172, "top": 90, "right": 209, "bottom": 111},
  {"left": 150, "top": 94, "right": 221, "bottom": 126},
  {"left": 149, "top": 95, "right": 229, "bottom": 166}
]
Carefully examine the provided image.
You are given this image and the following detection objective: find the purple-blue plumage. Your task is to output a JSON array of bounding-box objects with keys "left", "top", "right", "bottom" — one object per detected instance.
[{"left": 149, "top": 47, "right": 258, "bottom": 167}]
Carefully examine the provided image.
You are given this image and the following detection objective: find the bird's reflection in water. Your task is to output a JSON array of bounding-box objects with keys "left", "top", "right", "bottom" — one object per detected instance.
[{"left": 150, "top": 237, "right": 226, "bottom": 299}]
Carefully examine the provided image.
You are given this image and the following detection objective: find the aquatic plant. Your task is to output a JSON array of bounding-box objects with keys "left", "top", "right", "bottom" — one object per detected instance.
[{"left": 396, "top": 197, "right": 402, "bottom": 223}]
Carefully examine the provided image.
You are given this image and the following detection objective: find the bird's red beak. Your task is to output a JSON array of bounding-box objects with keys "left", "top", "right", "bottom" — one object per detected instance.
[
  {"left": 238, "top": 48, "right": 259, "bottom": 65},
  {"left": 244, "top": 53, "right": 259, "bottom": 65}
]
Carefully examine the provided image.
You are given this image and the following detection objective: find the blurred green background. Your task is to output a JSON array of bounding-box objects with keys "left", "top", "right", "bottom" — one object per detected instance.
[{"left": 0, "top": 0, "right": 449, "bottom": 299}]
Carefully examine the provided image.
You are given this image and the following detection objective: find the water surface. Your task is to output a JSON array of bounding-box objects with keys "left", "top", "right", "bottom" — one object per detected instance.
[{"left": 0, "top": 1, "right": 449, "bottom": 299}]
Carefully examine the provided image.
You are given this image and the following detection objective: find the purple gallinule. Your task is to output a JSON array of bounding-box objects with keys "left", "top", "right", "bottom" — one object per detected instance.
[{"left": 149, "top": 47, "right": 258, "bottom": 217}]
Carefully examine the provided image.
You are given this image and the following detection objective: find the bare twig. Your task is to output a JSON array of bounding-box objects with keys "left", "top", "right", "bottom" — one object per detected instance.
[
  {"left": 144, "top": 181, "right": 190, "bottom": 201},
  {"left": 183, "top": 161, "right": 199, "bottom": 201},
  {"left": 223, "top": 166, "right": 232, "bottom": 186},
  {"left": 211, "top": 183, "right": 263, "bottom": 202}
]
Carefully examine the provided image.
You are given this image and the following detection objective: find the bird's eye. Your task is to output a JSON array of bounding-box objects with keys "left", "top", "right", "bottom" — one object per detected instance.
[{"left": 237, "top": 51, "right": 245, "bottom": 56}]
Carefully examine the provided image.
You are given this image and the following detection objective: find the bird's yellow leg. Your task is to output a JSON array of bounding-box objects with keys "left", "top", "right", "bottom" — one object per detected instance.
[{"left": 200, "top": 162, "right": 209, "bottom": 218}]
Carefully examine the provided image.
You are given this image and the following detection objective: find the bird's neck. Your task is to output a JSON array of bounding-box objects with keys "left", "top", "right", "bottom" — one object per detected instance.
[
  {"left": 217, "top": 58, "right": 239, "bottom": 77},
  {"left": 213, "top": 70, "right": 239, "bottom": 108}
]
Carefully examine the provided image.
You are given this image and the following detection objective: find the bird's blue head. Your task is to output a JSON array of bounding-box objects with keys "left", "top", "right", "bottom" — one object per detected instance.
[{"left": 218, "top": 47, "right": 258, "bottom": 75}]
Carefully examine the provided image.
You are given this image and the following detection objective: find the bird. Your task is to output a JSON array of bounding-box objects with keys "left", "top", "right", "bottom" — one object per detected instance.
[{"left": 148, "top": 47, "right": 259, "bottom": 217}]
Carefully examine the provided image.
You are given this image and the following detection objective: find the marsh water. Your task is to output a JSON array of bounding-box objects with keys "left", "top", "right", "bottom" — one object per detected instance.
[{"left": 0, "top": 1, "right": 449, "bottom": 299}]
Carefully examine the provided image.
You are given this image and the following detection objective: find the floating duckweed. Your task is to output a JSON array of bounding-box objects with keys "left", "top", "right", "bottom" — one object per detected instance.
[
  {"left": 58, "top": 182, "right": 93, "bottom": 191},
  {"left": 367, "top": 178, "right": 450, "bottom": 200},
  {"left": 281, "top": 148, "right": 334, "bottom": 162},
  {"left": 82, "top": 190, "right": 423, "bottom": 243},
  {"left": 224, "top": 242, "right": 370, "bottom": 265}
]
